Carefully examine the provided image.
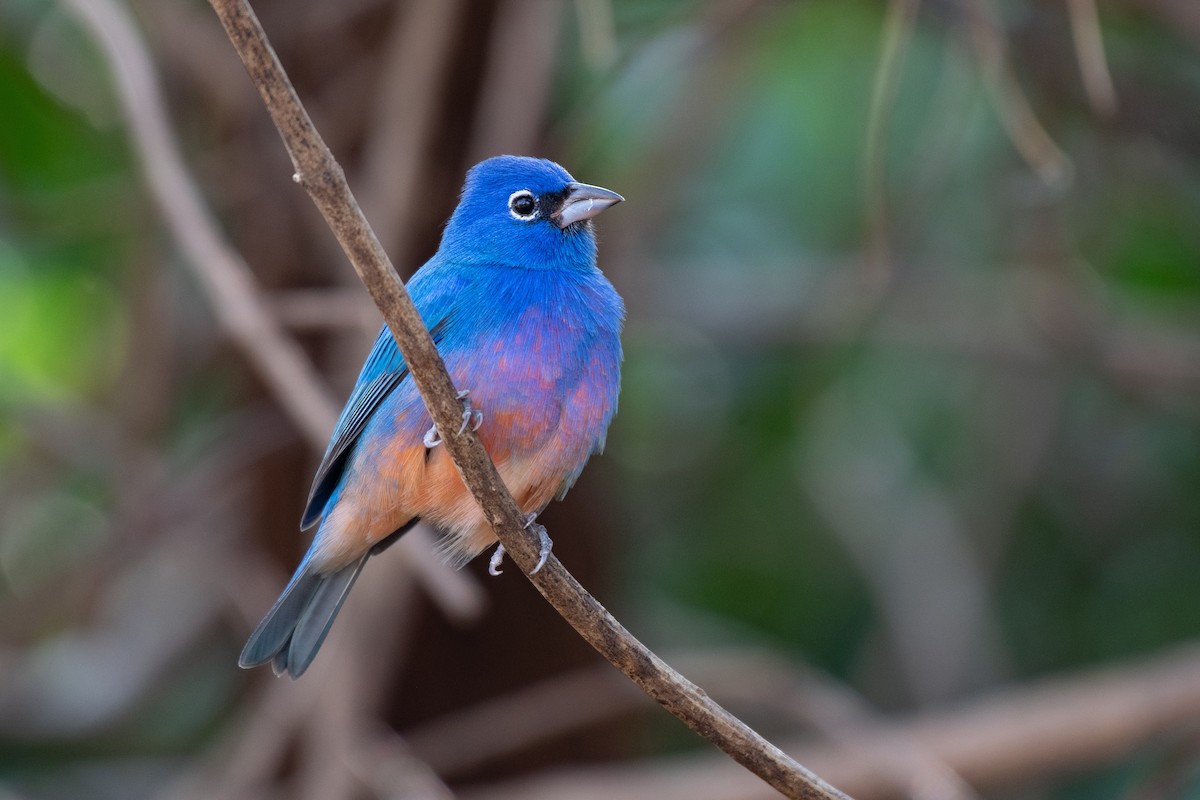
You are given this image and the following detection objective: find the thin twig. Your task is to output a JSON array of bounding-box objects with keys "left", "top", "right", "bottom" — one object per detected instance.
[
  {"left": 960, "top": 0, "right": 1073, "bottom": 189},
  {"left": 861, "top": 0, "right": 919, "bottom": 297},
  {"left": 206, "top": 1, "right": 849, "bottom": 797},
  {"left": 1066, "top": 0, "right": 1118, "bottom": 117}
]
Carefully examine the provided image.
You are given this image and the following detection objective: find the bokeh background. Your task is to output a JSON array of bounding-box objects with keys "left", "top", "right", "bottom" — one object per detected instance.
[{"left": 3, "top": 0, "right": 1200, "bottom": 798}]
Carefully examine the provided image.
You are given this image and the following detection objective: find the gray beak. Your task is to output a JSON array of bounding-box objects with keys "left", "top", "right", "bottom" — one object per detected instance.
[{"left": 552, "top": 182, "right": 624, "bottom": 229}]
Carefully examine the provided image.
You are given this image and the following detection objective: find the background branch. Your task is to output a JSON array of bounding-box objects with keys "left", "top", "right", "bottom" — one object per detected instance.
[
  {"left": 65, "top": 0, "right": 337, "bottom": 447},
  {"left": 205, "top": 0, "right": 849, "bottom": 797},
  {"left": 65, "top": 0, "right": 480, "bottom": 634},
  {"left": 460, "top": 643, "right": 1200, "bottom": 800},
  {"left": 12, "top": 1, "right": 1198, "bottom": 797}
]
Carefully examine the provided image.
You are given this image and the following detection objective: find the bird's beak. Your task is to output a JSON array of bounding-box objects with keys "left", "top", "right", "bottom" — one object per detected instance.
[{"left": 552, "top": 182, "right": 624, "bottom": 229}]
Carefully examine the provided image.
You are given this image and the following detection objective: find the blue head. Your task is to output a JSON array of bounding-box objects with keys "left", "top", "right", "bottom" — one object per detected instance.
[{"left": 437, "top": 156, "right": 623, "bottom": 271}]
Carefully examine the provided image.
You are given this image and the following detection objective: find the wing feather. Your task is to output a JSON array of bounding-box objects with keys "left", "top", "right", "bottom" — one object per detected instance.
[{"left": 300, "top": 315, "right": 451, "bottom": 529}]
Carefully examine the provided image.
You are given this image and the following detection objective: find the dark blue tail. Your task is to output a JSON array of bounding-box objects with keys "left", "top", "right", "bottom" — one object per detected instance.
[
  {"left": 238, "top": 555, "right": 367, "bottom": 679},
  {"left": 240, "top": 519, "right": 419, "bottom": 678}
]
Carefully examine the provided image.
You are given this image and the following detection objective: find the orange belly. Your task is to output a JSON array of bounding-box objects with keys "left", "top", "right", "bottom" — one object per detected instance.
[{"left": 311, "top": 433, "right": 573, "bottom": 570}]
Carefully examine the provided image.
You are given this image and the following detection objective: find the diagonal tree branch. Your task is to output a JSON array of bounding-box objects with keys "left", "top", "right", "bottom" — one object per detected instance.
[{"left": 206, "top": 0, "right": 850, "bottom": 797}]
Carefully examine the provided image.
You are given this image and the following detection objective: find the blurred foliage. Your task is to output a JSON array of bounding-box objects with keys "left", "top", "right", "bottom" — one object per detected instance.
[
  {"left": 2, "top": 0, "right": 1200, "bottom": 798},
  {"left": 0, "top": 44, "right": 129, "bottom": 405}
]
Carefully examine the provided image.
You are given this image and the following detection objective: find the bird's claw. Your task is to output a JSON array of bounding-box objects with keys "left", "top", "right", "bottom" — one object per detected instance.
[
  {"left": 424, "top": 389, "right": 483, "bottom": 448},
  {"left": 488, "top": 543, "right": 506, "bottom": 576},
  {"left": 457, "top": 390, "right": 484, "bottom": 435},
  {"left": 486, "top": 514, "right": 553, "bottom": 576},
  {"left": 423, "top": 426, "right": 441, "bottom": 448},
  {"left": 525, "top": 513, "right": 552, "bottom": 574}
]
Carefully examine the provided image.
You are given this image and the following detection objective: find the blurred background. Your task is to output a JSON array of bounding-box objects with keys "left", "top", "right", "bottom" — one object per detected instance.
[{"left": 3, "top": 0, "right": 1200, "bottom": 798}]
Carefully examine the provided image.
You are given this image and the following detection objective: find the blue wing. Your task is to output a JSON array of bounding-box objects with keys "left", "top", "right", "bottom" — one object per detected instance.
[
  {"left": 301, "top": 302, "right": 456, "bottom": 529},
  {"left": 301, "top": 326, "right": 408, "bottom": 529}
]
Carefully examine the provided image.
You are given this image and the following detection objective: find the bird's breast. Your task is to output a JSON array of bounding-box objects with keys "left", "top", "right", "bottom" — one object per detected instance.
[
  {"left": 414, "top": 264, "right": 621, "bottom": 468},
  {"left": 447, "top": 308, "right": 584, "bottom": 457}
]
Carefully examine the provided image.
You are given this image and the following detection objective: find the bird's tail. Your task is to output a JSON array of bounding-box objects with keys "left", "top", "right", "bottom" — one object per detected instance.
[{"left": 238, "top": 554, "right": 367, "bottom": 679}]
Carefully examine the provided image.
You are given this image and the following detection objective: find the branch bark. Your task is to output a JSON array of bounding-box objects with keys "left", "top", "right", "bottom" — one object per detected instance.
[{"left": 206, "top": 1, "right": 850, "bottom": 797}]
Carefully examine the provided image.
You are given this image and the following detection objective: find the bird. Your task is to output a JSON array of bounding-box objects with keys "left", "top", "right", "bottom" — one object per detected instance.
[{"left": 239, "top": 155, "right": 625, "bottom": 678}]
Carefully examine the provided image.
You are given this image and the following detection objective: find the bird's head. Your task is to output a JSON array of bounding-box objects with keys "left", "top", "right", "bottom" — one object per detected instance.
[{"left": 439, "top": 156, "right": 623, "bottom": 270}]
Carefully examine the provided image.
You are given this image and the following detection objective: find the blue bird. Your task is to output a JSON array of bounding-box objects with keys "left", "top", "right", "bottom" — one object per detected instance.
[{"left": 240, "top": 156, "right": 624, "bottom": 678}]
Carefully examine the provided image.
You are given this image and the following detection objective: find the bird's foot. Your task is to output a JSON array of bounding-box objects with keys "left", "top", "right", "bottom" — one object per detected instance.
[
  {"left": 486, "top": 514, "right": 553, "bottom": 576},
  {"left": 423, "top": 425, "right": 441, "bottom": 448},
  {"left": 488, "top": 543, "right": 506, "bottom": 576},
  {"left": 457, "top": 389, "right": 484, "bottom": 435},
  {"left": 526, "top": 513, "right": 552, "bottom": 574},
  {"left": 423, "top": 390, "right": 483, "bottom": 448}
]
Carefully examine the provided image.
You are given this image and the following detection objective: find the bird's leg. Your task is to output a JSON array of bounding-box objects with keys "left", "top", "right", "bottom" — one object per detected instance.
[
  {"left": 526, "top": 513, "right": 552, "bottom": 574},
  {"left": 488, "top": 543, "right": 506, "bottom": 576},
  {"left": 457, "top": 389, "right": 485, "bottom": 435},
  {"left": 424, "top": 390, "right": 483, "bottom": 448},
  {"left": 423, "top": 425, "right": 441, "bottom": 448},
  {"left": 486, "top": 514, "right": 553, "bottom": 576}
]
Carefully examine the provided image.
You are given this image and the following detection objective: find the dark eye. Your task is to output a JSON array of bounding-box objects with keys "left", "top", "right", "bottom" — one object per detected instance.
[{"left": 508, "top": 190, "right": 537, "bottom": 219}]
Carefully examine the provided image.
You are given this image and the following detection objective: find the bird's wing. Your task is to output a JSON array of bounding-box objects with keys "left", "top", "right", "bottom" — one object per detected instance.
[{"left": 301, "top": 313, "right": 452, "bottom": 530}]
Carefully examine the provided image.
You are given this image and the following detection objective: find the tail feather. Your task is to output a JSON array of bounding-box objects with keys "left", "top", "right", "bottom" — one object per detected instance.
[
  {"left": 240, "top": 520, "right": 420, "bottom": 678},
  {"left": 284, "top": 557, "right": 366, "bottom": 677},
  {"left": 238, "top": 556, "right": 366, "bottom": 679}
]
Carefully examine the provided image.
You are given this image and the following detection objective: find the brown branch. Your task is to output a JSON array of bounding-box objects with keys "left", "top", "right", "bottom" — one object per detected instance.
[
  {"left": 460, "top": 642, "right": 1200, "bottom": 800},
  {"left": 205, "top": 1, "right": 849, "bottom": 797},
  {"left": 861, "top": 0, "right": 918, "bottom": 299},
  {"left": 960, "top": 0, "right": 1073, "bottom": 189},
  {"left": 1066, "top": 0, "right": 1118, "bottom": 117}
]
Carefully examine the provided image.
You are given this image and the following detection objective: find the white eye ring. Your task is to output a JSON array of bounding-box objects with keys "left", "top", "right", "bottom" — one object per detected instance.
[{"left": 508, "top": 189, "right": 537, "bottom": 221}]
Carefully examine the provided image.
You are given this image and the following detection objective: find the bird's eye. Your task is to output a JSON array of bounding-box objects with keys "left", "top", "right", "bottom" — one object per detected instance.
[{"left": 508, "top": 190, "right": 537, "bottom": 220}]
